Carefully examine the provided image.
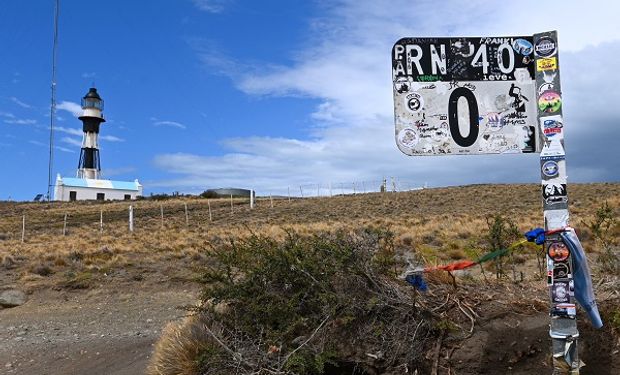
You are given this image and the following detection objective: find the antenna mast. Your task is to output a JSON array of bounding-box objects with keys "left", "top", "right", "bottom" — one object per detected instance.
[{"left": 47, "top": 0, "right": 60, "bottom": 201}]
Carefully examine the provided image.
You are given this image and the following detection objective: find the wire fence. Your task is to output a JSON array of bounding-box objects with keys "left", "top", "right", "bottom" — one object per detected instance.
[
  {"left": 297, "top": 178, "right": 425, "bottom": 198},
  {"left": 0, "top": 178, "right": 425, "bottom": 244},
  {"left": 0, "top": 199, "right": 235, "bottom": 242}
]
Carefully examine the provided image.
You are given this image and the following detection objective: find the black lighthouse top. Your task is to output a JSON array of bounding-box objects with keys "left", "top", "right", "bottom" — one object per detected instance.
[
  {"left": 78, "top": 87, "right": 105, "bottom": 132},
  {"left": 81, "top": 87, "right": 104, "bottom": 111}
]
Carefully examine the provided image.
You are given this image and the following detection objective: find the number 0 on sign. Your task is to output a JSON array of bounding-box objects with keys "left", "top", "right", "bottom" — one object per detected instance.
[{"left": 392, "top": 36, "right": 541, "bottom": 155}]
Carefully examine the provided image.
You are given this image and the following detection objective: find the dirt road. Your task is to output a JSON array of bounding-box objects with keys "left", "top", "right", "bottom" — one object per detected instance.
[
  {"left": 1, "top": 281, "right": 618, "bottom": 375},
  {"left": 0, "top": 283, "right": 197, "bottom": 375}
]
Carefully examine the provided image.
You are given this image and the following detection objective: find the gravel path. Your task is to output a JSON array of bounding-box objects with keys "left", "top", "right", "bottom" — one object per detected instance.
[{"left": 0, "top": 284, "right": 197, "bottom": 375}]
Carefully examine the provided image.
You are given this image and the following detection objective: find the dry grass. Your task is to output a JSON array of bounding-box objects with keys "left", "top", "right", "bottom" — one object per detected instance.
[
  {"left": 0, "top": 183, "right": 618, "bottom": 290},
  {"left": 147, "top": 313, "right": 216, "bottom": 375}
]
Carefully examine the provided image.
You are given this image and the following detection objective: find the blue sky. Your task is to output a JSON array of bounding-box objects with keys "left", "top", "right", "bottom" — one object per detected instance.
[{"left": 1, "top": 0, "right": 619, "bottom": 200}]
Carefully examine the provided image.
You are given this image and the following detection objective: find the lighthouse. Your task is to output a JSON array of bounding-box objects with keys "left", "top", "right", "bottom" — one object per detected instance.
[
  {"left": 53, "top": 87, "right": 143, "bottom": 201},
  {"left": 77, "top": 87, "right": 105, "bottom": 179}
]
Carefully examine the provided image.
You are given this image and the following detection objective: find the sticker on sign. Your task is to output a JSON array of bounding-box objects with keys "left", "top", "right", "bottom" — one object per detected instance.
[{"left": 392, "top": 36, "right": 542, "bottom": 155}]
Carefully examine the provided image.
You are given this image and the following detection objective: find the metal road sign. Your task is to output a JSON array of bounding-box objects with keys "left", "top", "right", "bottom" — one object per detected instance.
[
  {"left": 392, "top": 36, "right": 541, "bottom": 155},
  {"left": 393, "top": 31, "right": 586, "bottom": 374}
]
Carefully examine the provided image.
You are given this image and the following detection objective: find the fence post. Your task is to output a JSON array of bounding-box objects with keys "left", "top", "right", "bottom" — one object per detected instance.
[
  {"left": 100, "top": 209, "right": 103, "bottom": 233},
  {"left": 299, "top": 186, "right": 304, "bottom": 198},
  {"left": 317, "top": 183, "right": 320, "bottom": 197},
  {"left": 63, "top": 213, "right": 67, "bottom": 236},
  {"left": 208, "top": 199, "right": 213, "bottom": 222},
  {"left": 129, "top": 205, "right": 134, "bottom": 232},
  {"left": 270, "top": 195, "right": 274, "bottom": 208},
  {"left": 362, "top": 181, "right": 366, "bottom": 193},
  {"left": 250, "top": 190, "right": 255, "bottom": 209},
  {"left": 160, "top": 204, "right": 164, "bottom": 228},
  {"left": 288, "top": 187, "right": 291, "bottom": 202},
  {"left": 329, "top": 182, "right": 332, "bottom": 197},
  {"left": 353, "top": 182, "right": 357, "bottom": 195},
  {"left": 230, "top": 194, "right": 234, "bottom": 214},
  {"left": 184, "top": 202, "right": 189, "bottom": 225},
  {"left": 21, "top": 215, "right": 25, "bottom": 243}
]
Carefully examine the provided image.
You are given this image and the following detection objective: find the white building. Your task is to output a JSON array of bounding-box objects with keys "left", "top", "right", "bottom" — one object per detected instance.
[
  {"left": 54, "top": 175, "right": 143, "bottom": 201},
  {"left": 53, "top": 87, "right": 144, "bottom": 201}
]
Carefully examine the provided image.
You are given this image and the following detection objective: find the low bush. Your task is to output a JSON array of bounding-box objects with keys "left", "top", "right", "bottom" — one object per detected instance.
[
  {"left": 178, "top": 229, "right": 441, "bottom": 374},
  {"left": 484, "top": 214, "right": 521, "bottom": 280}
]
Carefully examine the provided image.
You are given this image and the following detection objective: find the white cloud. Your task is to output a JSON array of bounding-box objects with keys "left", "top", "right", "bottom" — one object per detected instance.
[
  {"left": 151, "top": 118, "right": 187, "bottom": 129},
  {"left": 57, "top": 101, "right": 82, "bottom": 117},
  {"left": 55, "top": 126, "right": 83, "bottom": 136},
  {"left": 9, "top": 97, "right": 31, "bottom": 108},
  {"left": 156, "top": 0, "right": 620, "bottom": 193},
  {"left": 191, "top": 0, "right": 230, "bottom": 13},
  {"left": 0, "top": 111, "right": 16, "bottom": 118},
  {"left": 28, "top": 140, "right": 46, "bottom": 147},
  {"left": 4, "top": 118, "right": 36, "bottom": 125},
  {"left": 100, "top": 135, "right": 125, "bottom": 142},
  {"left": 60, "top": 137, "right": 83, "bottom": 147},
  {"left": 234, "top": 0, "right": 620, "bottom": 122},
  {"left": 55, "top": 146, "right": 74, "bottom": 153},
  {"left": 28, "top": 139, "right": 74, "bottom": 153}
]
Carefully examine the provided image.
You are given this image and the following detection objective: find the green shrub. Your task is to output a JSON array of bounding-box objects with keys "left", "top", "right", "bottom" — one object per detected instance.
[
  {"left": 584, "top": 201, "right": 620, "bottom": 272},
  {"left": 484, "top": 214, "right": 521, "bottom": 280},
  {"left": 193, "top": 229, "right": 436, "bottom": 374}
]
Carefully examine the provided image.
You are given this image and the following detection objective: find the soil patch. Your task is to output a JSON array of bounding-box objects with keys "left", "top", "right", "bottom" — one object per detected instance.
[
  {"left": 0, "top": 281, "right": 197, "bottom": 375},
  {"left": 452, "top": 309, "right": 620, "bottom": 374}
]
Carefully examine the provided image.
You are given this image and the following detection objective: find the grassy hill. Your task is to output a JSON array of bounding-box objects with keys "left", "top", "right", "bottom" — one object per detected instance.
[{"left": 1, "top": 183, "right": 619, "bottom": 291}]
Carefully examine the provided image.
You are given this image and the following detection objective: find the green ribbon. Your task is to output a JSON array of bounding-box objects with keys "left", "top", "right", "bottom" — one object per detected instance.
[
  {"left": 476, "top": 247, "right": 509, "bottom": 263},
  {"left": 475, "top": 239, "right": 528, "bottom": 264}
]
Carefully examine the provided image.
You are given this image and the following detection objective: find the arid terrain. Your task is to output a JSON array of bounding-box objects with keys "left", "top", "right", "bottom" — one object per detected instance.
[{"left": 1, "top": 183, "right": 619, "bottom": 374}]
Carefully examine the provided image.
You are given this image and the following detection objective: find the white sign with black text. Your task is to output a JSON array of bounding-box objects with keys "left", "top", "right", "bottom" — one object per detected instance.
[{"left": 392, "top": 36, "right": 541, "bottom": 156}]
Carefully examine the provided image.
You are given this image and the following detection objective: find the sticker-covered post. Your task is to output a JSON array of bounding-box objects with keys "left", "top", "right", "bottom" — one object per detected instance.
[
  {"left": 392, "top": 31, "right": 601, "bottom": 375},
  {"left": 534, "top": 30, "right": 580, "bottom": 374}
]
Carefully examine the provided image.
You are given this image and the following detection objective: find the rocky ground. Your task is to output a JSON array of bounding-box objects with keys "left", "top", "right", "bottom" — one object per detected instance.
[{"left": 0, "top": 282, "right": 197, "bottom": 375}]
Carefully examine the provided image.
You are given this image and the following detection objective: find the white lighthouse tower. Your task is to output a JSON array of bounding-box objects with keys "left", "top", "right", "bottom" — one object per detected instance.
[
  {"left": 77, "top": 87, "right": 105, "bottom": 179},
  {"left": 53, "top": 87, "right": 143, "bottom": 201}
]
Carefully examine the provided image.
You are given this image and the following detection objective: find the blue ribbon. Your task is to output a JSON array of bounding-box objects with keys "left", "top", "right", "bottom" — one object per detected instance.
[
  {"left": 561, "top": 230, "right": 603, "bottom": 329},
  {"left": 405, "top": 274, "right": 428, "bottom": 292},
  {"left": 525, "top": 227, "right": 546, "bottom": 245}
]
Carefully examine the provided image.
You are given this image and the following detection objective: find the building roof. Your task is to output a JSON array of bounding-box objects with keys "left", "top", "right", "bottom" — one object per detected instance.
[
  {"left": 59, "top": 177, "right": 141, "bottom": 191},
  {"left": 84, "top": 87, "right": 102, "bottom": 100}
]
